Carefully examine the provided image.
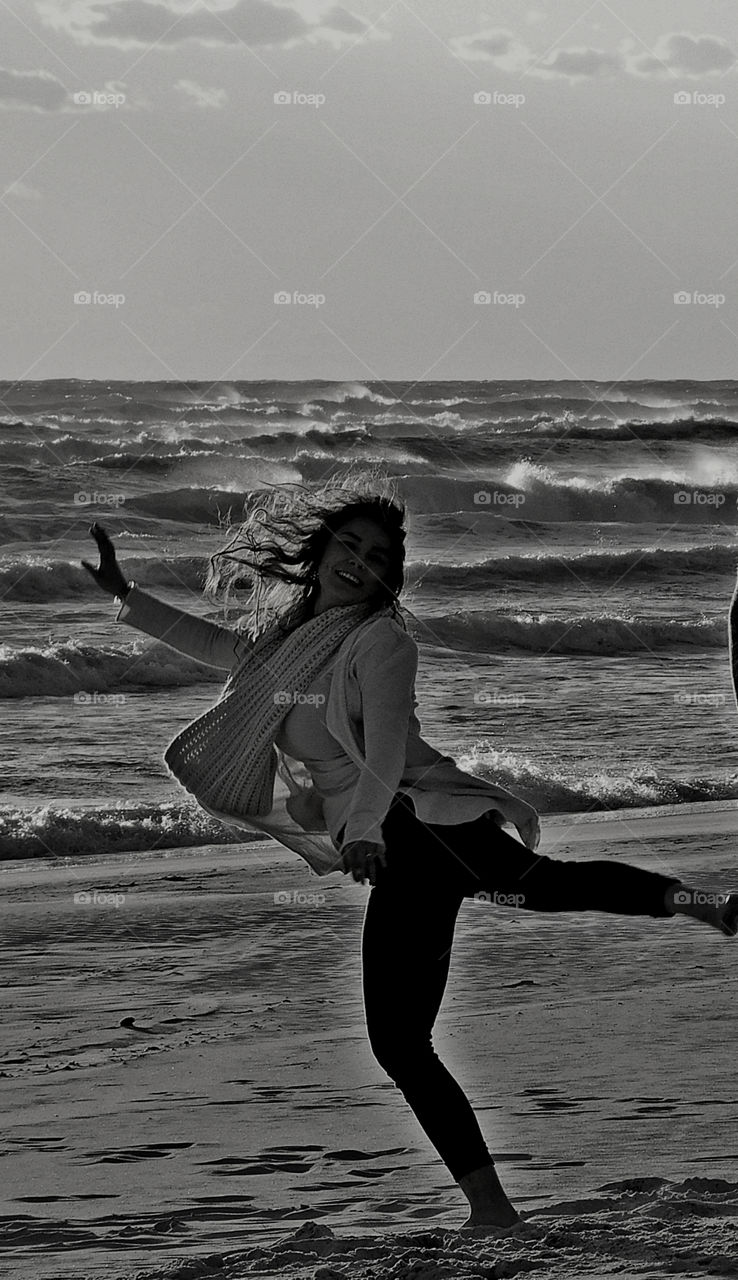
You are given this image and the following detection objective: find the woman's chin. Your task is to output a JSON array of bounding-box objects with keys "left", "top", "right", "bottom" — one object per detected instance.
[{"left": 316, "top": 586, "right": 379, "bottom": 612}]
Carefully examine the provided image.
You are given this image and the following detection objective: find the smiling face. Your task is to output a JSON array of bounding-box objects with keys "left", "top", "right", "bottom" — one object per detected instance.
[{"left": 311, "top": 515, "right": 395, "bottom": 616}]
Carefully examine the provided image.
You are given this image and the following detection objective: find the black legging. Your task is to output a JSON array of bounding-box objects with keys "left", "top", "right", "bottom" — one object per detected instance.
[{"left": 360, "top": 793, "right": 682, "bottom": 1183}]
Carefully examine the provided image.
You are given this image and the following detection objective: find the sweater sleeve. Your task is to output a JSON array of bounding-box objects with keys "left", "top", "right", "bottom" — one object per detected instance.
[
  {"left": 115, "top": 584, "right": 251, "bottom": 672},
  {"left": 730, "top": 575, "right": 738, "bottom": 714},
  {"left": 340, "top": 625, "right": 418, "bottom": 848}
]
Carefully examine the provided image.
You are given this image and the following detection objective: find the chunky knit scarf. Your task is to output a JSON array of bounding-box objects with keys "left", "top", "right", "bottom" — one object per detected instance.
[{"left": 163, "top": 599, "right": 383, "bottom": 820}]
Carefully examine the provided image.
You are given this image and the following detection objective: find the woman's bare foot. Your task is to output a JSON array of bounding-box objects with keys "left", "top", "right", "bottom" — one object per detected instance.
[
  {"left": 457, "top": 1161, "right": 522, "bottom": 1230},
  {"left": 665, "top": 885, "right": 738, "bottom": 936},
  {"left": 715, "top": 892, "right": 738, "bottom": 936}
]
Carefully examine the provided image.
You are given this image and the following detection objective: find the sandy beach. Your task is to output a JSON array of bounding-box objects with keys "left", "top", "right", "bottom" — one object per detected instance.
[{"left": 2, "top": 801, "right": 737, "bottom": 1280}]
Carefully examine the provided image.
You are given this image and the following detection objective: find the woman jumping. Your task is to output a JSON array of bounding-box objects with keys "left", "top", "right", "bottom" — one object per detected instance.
[{"left": 82, "top": 479, "right": 738, "bottom": 1233}]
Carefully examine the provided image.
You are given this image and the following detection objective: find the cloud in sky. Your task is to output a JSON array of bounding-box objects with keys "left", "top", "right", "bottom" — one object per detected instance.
[
  {"left": 450, "top": 25, "right": 736, "bottom": 82},
  {"left": 0, "top": 65, "right": 68, "bottom": 111},
  {"left": 449, "top": 28, "right": 530, "bottom": 74},
  {"left": 0, "top": 67, "right": 132, "bottom": 112},
  {"left": 175, "top": 78, "right": 227, "bottom": 107},
  {"left": 630, "top": 32, "right": 736, "bottom": 78},
  {"left": 536, "top": 46, "right": 623, "bottom": 79},
  {"left": 37, "top": 0, "right": 369, "bottom": 50}
]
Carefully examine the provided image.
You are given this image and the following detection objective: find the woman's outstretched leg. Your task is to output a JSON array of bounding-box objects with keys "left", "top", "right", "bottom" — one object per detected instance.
[
  {"left": 400, "top": 802, "right": 733, "bottom": 928},
  {"left": 456, "top": 815, "right": 738, "bottom": 933}
]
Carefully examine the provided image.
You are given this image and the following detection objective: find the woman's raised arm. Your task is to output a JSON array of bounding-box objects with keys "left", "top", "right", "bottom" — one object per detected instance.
[{"left": 82, "top": 522, "right": 251, "bottom": 673}]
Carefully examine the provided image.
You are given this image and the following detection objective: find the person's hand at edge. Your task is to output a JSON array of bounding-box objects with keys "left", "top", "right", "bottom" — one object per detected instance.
[
  {"left": 81, "top": 522, "right": 130, "bottom": 598},
  {"left": 341, "top": 839, "right": 387, "bottom": 886},
  {"left": 504, "top": 798, "right": 541, "bottom": 852}
]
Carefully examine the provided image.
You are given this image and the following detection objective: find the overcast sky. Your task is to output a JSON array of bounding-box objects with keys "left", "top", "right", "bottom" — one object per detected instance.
[{"left": 1, "top": 0, "right": 736, "bottom": 382}]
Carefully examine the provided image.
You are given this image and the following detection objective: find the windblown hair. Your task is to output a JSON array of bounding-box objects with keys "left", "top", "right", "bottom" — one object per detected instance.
[{"left": 205, "top": 470, "right": 408, "bottom": 640}]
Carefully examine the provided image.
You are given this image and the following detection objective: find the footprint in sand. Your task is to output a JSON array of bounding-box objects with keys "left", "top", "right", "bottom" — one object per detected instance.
[
  {"left": 78, "top": 1142, "right": 193, "bottom": 1164},
  {"left": 201, "top": 1152, "right": 317, "bottom": 1176},
  {"left": 118, "top": 998, "right": 221, "bottom": 1034}
]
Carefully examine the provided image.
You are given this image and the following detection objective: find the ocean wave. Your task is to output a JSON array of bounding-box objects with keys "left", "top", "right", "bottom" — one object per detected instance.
[
  {"left": 219, "top": 424, "right": 371, "bottom": 453},
  {"left": 0, "top": 801, "right": 257, "bottom": 859},
  {"left": 408, "top": 542, "right": 737, "bottom": 588},
  {"left": 88, "top": 424, "right": 370, "bottom": 458},
  {"left": 455, "top": 747, "right": 738, "bottom": 813},
  {"left": 0, "top": 423, "right": 376, "bottom": 470},
  {"left": 303, "top": 380, "right": 395, "bottom": 404},
  {"left": 0, "top": 432, "right": 111, "bottom": 465},
  {"left": 92, "top": 453, "right": 304, "bottom": 496},
  {"left": 0, "top": 637, "right": 227, "bottom": 698},
  {"left": 402, "top": 409, "right": 738, "bottom": 441},
  {"left": 526, "top": 413, "right": 738, "bottom": 440},
  {"left": 411, "top": 610, "right": 723, "bottom": 655},
  {"left": 125, "top": 487, "right": 256, "bottom": 526},
  {"left": 398, "top": 469, "right": 738, "bottom": 521},
  {"left": 85, "top": 449, "right": 197, "bottom": 472},
  {"left": 0, "top": 514, "right": 163, "bottom": 547},
  {"left": 0, "top": 553, "right": 210, "bottom": 601}
]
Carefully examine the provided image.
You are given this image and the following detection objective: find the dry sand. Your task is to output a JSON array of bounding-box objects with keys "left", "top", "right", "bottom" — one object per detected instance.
[{"left": 2, "top": 802, "right": 737, "bottom": 1279}]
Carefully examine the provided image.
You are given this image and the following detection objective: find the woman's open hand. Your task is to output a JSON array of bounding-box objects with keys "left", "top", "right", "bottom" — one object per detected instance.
[
  {"left": 341, "top": 839, "right": 387, "bottom": 886},
  {"left": 81, "top": 522, "right": 130, "bottom": 598}
]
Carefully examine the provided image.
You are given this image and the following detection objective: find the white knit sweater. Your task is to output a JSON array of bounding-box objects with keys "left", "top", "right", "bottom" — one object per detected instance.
[{"left": 115, "top": 586, "right": 540, "bottom": 874}]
